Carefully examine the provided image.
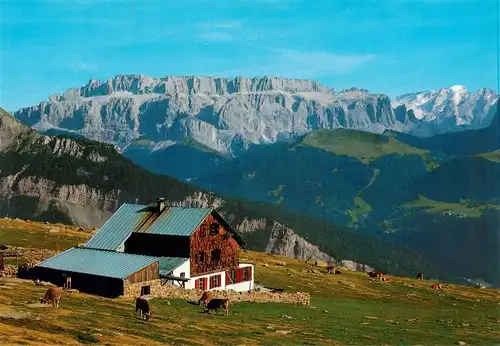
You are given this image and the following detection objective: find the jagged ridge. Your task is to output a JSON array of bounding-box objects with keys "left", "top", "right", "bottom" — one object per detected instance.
[{"left": 0, "top": 108, "right": 437, "bottom": 278}]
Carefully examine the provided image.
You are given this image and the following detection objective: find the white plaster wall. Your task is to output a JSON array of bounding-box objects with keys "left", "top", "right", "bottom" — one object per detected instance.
[
  {"left": 227, "top": 263, "right": 255, "bottom": 292},
  {"left": 184, "top": 263, "right": 255, "bottom": 292},
  {"left": 163, "top": 260, "right": 190, "bottom": 287}
]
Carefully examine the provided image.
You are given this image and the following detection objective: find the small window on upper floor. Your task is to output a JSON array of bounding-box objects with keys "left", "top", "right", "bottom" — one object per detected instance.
[
  {"left": 210, "top": 222, "right": 219, "bottom": 235},
  {"left": 211, "top": 249, "right": 221, "bottom": 262}
]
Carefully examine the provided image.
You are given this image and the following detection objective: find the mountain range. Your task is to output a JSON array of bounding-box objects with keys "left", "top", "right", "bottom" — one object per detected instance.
[
  {"left": 8, "top": 74, "right": 500, "bottom": 287},
  {"left": 0, "top": 107, "right": 436, "bottom": 280},
  {"left": 14, "top": 75, "right": 498, "bottom": 157}
]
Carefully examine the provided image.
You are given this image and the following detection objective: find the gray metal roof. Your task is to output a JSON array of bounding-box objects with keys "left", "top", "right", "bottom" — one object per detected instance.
[
  {"left": 83, "top": 202, "right": 246, "bottom": 251},
  {"left": 158, "top": 257, "right": 189, "bottom": 276},
  {"left": 147, "top": 207, "right": 212, "bottom": 236},
  {"left": 37, "top": 247, "right": 159, "bottom": 279},
  {"left": 85, "top": 204, "right": 147, "bottom": 251}
]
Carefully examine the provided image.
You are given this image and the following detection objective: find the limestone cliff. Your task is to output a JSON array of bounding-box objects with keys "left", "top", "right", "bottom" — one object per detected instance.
[{"left": 14, "top": 75, "right": 397, "bottom": 156}]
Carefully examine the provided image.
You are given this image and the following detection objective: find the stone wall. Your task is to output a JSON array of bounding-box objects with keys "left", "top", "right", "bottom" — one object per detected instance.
[
  {"left": 0, "top": 264, "right": 17, "bottom": 277},
  {"left": 123, "top": 279, "right": 310, "bottom": 306}
]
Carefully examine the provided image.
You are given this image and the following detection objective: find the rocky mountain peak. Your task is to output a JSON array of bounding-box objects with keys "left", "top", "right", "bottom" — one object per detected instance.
[
  {"left": 0, "top": 108, "right": 31, "bottom": 151},
  {"left": 69, "top": 75, "right": 335, "bottom": 99},
  {"left": 12, "top": 75, "right": 499, "bottom": 154}
]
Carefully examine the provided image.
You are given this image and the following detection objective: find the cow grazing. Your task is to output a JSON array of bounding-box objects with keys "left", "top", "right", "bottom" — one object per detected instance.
[
  {"left": 205, "top": 298, "right": 230, "bottom": 316},
  {"left": 198, "top": 291, "right": 213, "bottom": 308},
  {"left": 40, "top": 287, "right": 62, "bottom": 308},
  {"left": 368, "top": 271, "right": 384, "bottom": 279},
  {"left": 135, "top": 297, "right": 152, "bottom": 321},
  {"left": 430, "top": 282, "right": 442, "bottom": 290},
  {"left": 416, "top": 272, "right": 424, "bottom": 280}
]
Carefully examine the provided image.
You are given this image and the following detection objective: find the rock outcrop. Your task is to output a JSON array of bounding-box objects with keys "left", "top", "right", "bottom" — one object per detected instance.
[
  {"left": 14, "top": 75, "right": 399, "bottom": 156},
  {"left": 265, "top": 222, "right": 336, "bottom": 263}
]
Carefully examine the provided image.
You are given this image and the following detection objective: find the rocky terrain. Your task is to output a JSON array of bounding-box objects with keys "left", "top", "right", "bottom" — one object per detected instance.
[
  {"left": 392, "top": 85, "right": 498, "bottom": 136},
  {"left": 0, "top": 108, "right": 431, "bottom": 278},
  {"left": 7, "top": 75, "right": 499, "bottom": 286},
  {"left": 14, "top": 75, "right": 498, "bottom": 159}
]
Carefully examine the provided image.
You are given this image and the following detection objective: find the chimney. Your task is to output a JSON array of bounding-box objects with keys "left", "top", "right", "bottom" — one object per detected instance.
[{"left": 156, "top": 197, "right": 166, "bottom": 212}]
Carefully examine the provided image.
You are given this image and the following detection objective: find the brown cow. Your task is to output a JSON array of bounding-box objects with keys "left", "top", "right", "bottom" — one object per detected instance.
[
  {"left": 430, "top": 282, "right": 442, "bottom": 290},
  {"left": 416, "top": 272, "right": 424, "bottom": 280},
  {"left": 368, "top": 271, "right": 384, "bottom": 278},
  {"left": 135, "top": 296, "right": 152, "bottom": 321},
  {"left": 40, "top": 287, "right": 62, "bottom": 307},
  {"left": 198, "top": 291, "right": 213, "bottom": 308}
]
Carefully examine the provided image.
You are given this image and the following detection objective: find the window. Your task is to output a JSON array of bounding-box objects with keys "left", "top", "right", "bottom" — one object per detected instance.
[
  {"left": 211, "top": 249, "right": 221, "bottom": 262},
  {"left": 210, "top": 223, "right": 219, "bottom": 235},
  {"left": 180, "top": 272, "right": 185, "bottom": 278},
  {"left": 243, "top": 266, "right": 252, "bottom": 281},
  {"left": 195, "top": 278, "right": 207, "bottom": 290},
  {"left": 210, "top": 274, "right": 222, "bottom": 289},
  {"left": 141, "top": 285, "right": 151, "bottom": 296},
  {"left": 230, "top": 267, "right": 252, "bottom": 284}
]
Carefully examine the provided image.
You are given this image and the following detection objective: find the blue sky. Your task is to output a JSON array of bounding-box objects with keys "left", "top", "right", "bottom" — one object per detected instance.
[{"left": 1, "top": 0, "right": 498, "bottom": 111}]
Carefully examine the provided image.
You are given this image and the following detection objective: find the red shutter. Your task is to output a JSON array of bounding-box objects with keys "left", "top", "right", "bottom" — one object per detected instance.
[
  {"left": 247, "top": 266, "right": 252, "bottom": 281},
  {"left": 236, "top": 268, "right": 243, "bottom": 283},
  {"left": 195, "top": 279, "right": 200, "bottom": 289},
  {"left": 216, "top": 274, "right": 221, "bottom": 287},
  {"left": 209, "top": 276, "right": 214, "bottom": 289},
  {"left": 225, "top": 270, "right": 231, "bottom": 285},
  {"left": 203, "top": 278, "right": 208, "bottom": 291}
]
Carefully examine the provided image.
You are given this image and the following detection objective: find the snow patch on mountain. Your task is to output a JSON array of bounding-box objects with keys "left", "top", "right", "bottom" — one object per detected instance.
[{"left": 392, "top": 86, "right": 498, "bottom": 137}]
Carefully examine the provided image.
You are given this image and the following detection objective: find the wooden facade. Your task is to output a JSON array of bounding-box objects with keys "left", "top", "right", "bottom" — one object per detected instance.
[
  {"left": 126, "top": 261, "right": 159, "bottom": 284},
  {"left": 189, "top": 213, "right": 240, "bottom": 276}
]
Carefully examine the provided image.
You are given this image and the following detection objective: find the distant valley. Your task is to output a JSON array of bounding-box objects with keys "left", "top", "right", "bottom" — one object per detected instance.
[
  {"left": 7, "top": 74, "right": 500, "bottom": 288},
  {"left": 0, "top": 107, "right": 436, "bottom": 284}
]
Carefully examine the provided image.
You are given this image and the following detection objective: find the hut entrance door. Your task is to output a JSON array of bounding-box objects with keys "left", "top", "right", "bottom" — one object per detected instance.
[{"left": 141, "top": 285, "right": 151, "bottom": 296}]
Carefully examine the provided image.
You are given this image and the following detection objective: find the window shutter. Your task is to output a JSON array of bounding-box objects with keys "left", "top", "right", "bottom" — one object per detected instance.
[
  {"left": 236, "top": 268, "right": 243, "bottom": 283},
  {"left": 209, "top": 276, "right": 214, "bottom": 289},
  {"left": 217, "top": 274, "right": 221, "bottom": 287},
  {"left": 203, "top": 278, "right": 208, "bottom": 291},
  {"left": 225, "top": 270, "right": 231, "bottom": 285},
  {"left": 195, "top": 279, "right": 200, "bottom": 289},
  {"left": 247, "top": 266, "right": 252, "bottom": 281}
]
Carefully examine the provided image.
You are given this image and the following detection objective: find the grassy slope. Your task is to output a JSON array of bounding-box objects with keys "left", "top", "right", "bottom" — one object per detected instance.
[
  {"left": 0, "top": 219, "right": 499, "bottom": 345},
  {"left": 300, "top": 129, "right": 437, "bottom": 169},
  {"left": 478, "top": 149, "right": 500, "bottom": 163},
  {"left": 0, "top": 107, "right": 438, "bottom": 279},
  {"left": 402, "top": 195, "right": 500, "bottom": 218}
]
